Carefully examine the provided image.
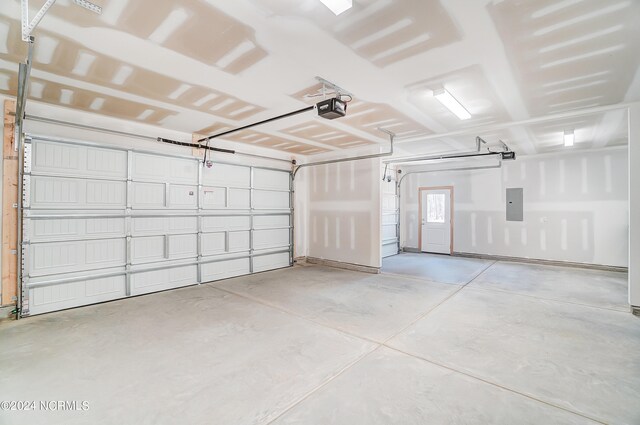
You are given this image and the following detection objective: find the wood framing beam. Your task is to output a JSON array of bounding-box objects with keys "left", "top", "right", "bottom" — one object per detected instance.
[{"left": 2, "top": 100, "right": 18, "bottom": 306}]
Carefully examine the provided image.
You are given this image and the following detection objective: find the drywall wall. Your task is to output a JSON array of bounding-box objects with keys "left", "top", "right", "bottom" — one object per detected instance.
[
  {"left": 400, "top": 147, "right": 629, "bottom": 267},
  {"left": 296, "top": 157, "right": 382, "bottom": 268},
  {"left": 629, "top": 104, "right": 640, "bottom": 307}
]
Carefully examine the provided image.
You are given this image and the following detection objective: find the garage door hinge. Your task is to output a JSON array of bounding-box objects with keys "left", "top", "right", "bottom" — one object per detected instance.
[
  {"left": 12, "top": 203, "right": 18, "bottom": 208},
  {"left": 10, "top": 249, "right": 17, "bottom": 255}
]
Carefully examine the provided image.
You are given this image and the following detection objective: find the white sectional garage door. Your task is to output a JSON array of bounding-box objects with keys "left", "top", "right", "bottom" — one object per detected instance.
[
  {"left": 21, "top": 135, "right": 292, "bottom": 315},
  {"left": 381, "top": 165, "right": 399, "bottom": 258}
]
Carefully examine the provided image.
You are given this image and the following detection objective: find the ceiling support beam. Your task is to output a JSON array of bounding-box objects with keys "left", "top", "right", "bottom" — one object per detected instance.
[
  {"left": 397, "top": 102, "right": 636, "bottom": 145},
  {"left": 21, "top": 0, "right": 57, "bottom": 41},
  {"left": 293, "top": 129, "right": 395, "bottom": 180}
]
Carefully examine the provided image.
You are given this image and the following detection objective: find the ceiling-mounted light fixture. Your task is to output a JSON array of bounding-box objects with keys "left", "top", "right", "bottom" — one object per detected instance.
[
  {"left": 433, "top": 88, "right": 471, "bottom": 120},
  {"left": 73, "top": 0, "right": 102, "bottom": 14},
  {"left": 319, "top": 0, "right": 353, "bottom": 15},
  {"left": 564, "top": 130, "right": 575, "bottom": 147}
]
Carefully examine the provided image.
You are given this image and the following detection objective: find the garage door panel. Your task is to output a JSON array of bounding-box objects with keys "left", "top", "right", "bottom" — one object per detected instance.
[
  {"left": 201, "top": 232, "right": 226, "bottom": 256},
  {"left": 381, "top": 167, "right": 399, "bottom": 258},
  {"left": 229, "top": 189, "right": 250, "bottom": 209},
  {"left": 32, "top": 140, "right": 81, "bottom": 175},
  {"left": 202, "top": 163, "right": 250, "bottom": 187},
  {"left": 27, "top": 217, "right": 126, "bottom": 242},
  {"left": 253, "top": 228, "right": 289, "bottom": 250},
  {"left": 201, "top": 231, "right": 250, "bottom": 256},
  {"left": 382, "top": 196, "right": 397, "bottom": 210},
  {"left": 28, "top": 275, "right": 127, "bottom": 315},
  {"left": 131, "top": 216, "right": 198, "bottom": 236},
  {"left": 201, "top": 216, "right": 250, "bottom": 232},
  {"left": 253, "top": 169, "right": 290, "bottom": 191},
  {"left": 253, "top": 190, "right": 289, "bottom": 209},
  {"left": 30, "top": 176, "right": 126, "bottom": 209},
  {"left": 201, "top": 187, "right": 226, "bottom": 208},
  {"left": 131, "top": 182, "right": 166, "bottom": 208},
  {"left": 382, "top": 243, "right": 398, "bottom": 258},
  {"left": 382, "top": 213, "right": 398, "bottom": 225},
  {"left": 30, "top": 238, "right": 126, "bottom": 276},
  {"left": 229, "top": 231, "right": 250, "bottom": 252},
  {"left": 132, "top": 153, "right": 197, "bottom": 185},
  {"left": 168, "top": 216, "right": 198, "bottom": 233},
  {"left": 31, "top": 140, "right": 127, "bottom": 179},
  {"left": 382, "top": 224, "right": 397, "bottom": 239},
  {"left": 253, "top": 252, "right": 290, "bottom": 272},
  {"left": 31, "top": 176, "right": 78, "bottom": 207},
  {"left": 130, "top": 265, "right": 197, "bottom": 296},
  {"left": 86, "top": 180, "right": 128, "bottom": 207},
  {"left": 132, "top": 234, "right": 197, "bottom": 264},
  {"left": 201, "top": 258, "right": 250, "bottom": 282},
  {"left": 201, "top": 187, "right": 250, "bottom": 209},
  {"left": 169, "top": 185, "right": 198, "bottom": 209},
  {"left": 131, "top": 183, "right": 200, "bottom": 210},
  {"left": 169, "top": 234, "right": 198, "bottom": 259},
  {"left": 253, "top": 215, "right": 290, "bottom": 229},
  {"left": 131, "top": 235, "right": 165, "bottom": 264},
  {"left": 131, "top": 217, "right": 165, "bottom": 235}
]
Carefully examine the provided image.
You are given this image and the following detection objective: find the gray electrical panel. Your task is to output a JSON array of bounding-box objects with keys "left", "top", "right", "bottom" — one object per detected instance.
[{"left": 506, "top": 188, "right": 523, "bottom": 221}]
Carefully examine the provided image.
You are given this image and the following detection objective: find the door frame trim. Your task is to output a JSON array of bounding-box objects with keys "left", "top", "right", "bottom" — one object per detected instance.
[{"left": 418, "top": 186, "right": 454, "bottom": 254}]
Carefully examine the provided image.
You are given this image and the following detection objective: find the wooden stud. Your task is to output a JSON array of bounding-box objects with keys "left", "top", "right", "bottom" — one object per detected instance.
[
  {"left": 191, "top": 133, "right": 205, "bottom": 158},
  {"left": 2, "top": 99, "right": 18, "bottom": 306}
]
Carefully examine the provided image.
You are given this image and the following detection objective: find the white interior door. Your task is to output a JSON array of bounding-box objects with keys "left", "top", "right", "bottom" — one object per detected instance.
[{"left": 420, "top": 188, "right": 452, "bottom": 254}]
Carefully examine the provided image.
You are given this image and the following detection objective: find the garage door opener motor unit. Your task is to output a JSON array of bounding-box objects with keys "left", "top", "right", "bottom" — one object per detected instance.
[{"left": 316, "top": 97, "right": 347, "bottom": 120}]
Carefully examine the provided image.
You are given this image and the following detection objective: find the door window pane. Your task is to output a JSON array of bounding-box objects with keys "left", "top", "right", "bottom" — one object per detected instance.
[{"left": 427, "top": 193, "right": 445, "bottom": 223}]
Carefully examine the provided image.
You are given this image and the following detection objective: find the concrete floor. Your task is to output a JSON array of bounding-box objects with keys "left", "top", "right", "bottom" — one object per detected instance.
[{"left": 1, "top": 254, "right": 638, "bottom": 424}]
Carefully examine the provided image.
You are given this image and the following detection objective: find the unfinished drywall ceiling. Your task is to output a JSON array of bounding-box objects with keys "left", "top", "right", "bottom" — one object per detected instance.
[
  {"left": 1, "top": 69, "right": 177, "bottom": 124},
  {"left": 249, "top": 0, "right": 460, "bottom": 68},
  {"left": 46, "top": 0, "right": 268, "bottom": 73},
  {"left": 488, "top": 0, "right": 640, "bottom": 117},
  {"left": 406, "top": 65, "right": 512, "bottom": 130},
  {"left": 1, "top": 0, "right": 639, "bottom": 157}
]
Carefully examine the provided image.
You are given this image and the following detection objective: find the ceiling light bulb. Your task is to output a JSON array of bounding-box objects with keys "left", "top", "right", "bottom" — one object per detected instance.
[
  {"left": 564, "top": 130, "right": 575, "bottom": 147},
  {"left": 433, "top": 88, "right": 471, "bottom": 120},
  {"left": 319, "top": 0, "right": 353, "bottom": 15}
]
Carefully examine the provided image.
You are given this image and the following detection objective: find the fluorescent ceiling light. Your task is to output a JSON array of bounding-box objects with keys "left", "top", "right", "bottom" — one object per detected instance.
[
  {"left": 564, "top": 130, "right": 575, "bottom": 147},
  {"left": 319, "top": 0, "right": 353, "bottom": 15},
  {"left": 433, "top": 88, "right": 471, "bottom": 120}
]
